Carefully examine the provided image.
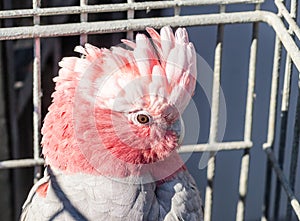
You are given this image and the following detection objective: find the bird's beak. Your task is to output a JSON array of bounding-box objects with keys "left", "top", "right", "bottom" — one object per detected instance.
[{"left": 168, "top": 116, "right": 185, "bottom": 145}]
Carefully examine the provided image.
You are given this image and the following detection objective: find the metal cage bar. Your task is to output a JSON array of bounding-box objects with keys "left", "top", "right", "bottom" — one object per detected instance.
[
  {"left": 0, "top": 0, "right": 264, "bottom": 19},
  {"left": 261, "top": 33, "right": 282, "bottom": 221},
  {"left": 80, "top": 0, "right": 88, "bottom": 45},
  {"left": 273, "top": 0, "right": 298, "bottom": 219},
  {"left": 286, "top": 77, "right": 300, "bottom": 220},
  {"left": 285, "top": 1, "right": 300, "bottom": 219},
  {"left": 261, "top": 0, "right": 300, "bottom": 220},
  {"left": 236, "top": 4, "right": 261, "bottom": 220},
  {"left": 204, "top": 5, "right": 226, "bottom": 221},
  {"left": 264, "top": 147, "right": 300, "bottom": 219},
  {"left": 174, "top": 0, "right": 181, "bottom": 17},
  {"left": 0, "top": 11, "right": 299, "bottom": 71},
  {"left": 275, "top": 0, "right": 300, "bottom": 40},
  {"left": 127, "top": 0, "right": 135, "bottom": 40},
  {"left": 32, "top": 0, "right": 42, "bottom": 182}
]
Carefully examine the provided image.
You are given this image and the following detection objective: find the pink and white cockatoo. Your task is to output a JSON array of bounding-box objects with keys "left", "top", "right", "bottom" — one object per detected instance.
[{"left": 21, "top": 26, "right": 203, "bottom": 221}]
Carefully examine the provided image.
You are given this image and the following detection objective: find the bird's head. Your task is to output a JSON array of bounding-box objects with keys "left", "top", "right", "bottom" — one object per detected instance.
[{"left": 42, "top": 26, "right": 197, "bottom": 179}]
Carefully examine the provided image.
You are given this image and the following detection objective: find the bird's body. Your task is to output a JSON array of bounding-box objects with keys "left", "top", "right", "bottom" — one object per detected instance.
[
  {"left": 21, "top": 26, "right": 204, "bottom": 221},
  {"left": 21, "top": 167, "right": 202, "bottom": 221}
]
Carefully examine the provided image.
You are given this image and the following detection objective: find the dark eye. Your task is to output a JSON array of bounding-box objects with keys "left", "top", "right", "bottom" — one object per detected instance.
[
  {"left": 129, "top": 111, "right": 152, "bottom": 125},
  {"left": 137, "top": 114, "right": 150, "bottom": 124}
]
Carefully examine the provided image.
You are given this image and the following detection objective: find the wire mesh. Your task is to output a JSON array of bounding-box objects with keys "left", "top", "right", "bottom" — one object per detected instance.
[{"left": 0, "top": 0, "right": 299, "bottom": 220}]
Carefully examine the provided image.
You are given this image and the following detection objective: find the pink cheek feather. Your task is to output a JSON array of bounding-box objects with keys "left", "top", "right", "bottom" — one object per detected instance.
[
  {"left": 94, "top": 110, "right": 152, "bottom": 164},
  {"left": 129, "top": 123, "right": 151, "bottom": 138},
  {"left": 94, "top": 108, "right": 179, "bottom": 164}
]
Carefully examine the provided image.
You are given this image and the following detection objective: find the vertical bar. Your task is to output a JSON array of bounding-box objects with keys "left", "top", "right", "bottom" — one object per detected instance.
[
  {"left": 261, "top": 5, "right": 283, "bottom": 219},
  {"left": 236, "top": 149, "right": 250, "bottom": 221},
  {"left": 274, "top": 0, "right": 295, "bottom": 220},
  {"left": 285, "top": 1, "right": 299, "bottom": 219},
  {"left": 33, "top": 0, "right": 42, "bottom": 183},
  {"left": 80, "top": 0, "right": 88, "bottom": 45},
  {"left": 204, "top": 152, "right": 216, "bottom": 221},
  {"left": 243, "top": 7, "right": 259, "bottom": 143},
  {"left": 261, "top": 35, "right": 282, "bottom": 221},
  {"left": 264, "top": 146, "right": 300, "bottom": 220},
  {"left": 273, "top": 42, "right": 290, "bottom": 221},
  {"left": 236, "top": 4, "right": 260, "bottom": 220},
  {"left": 2, "top": 1, "right": 25, "bottom": 217},
  {"left": 174, "top": 0, "right": 181, "bottom": 16},
  {"left": 127, "top": 0, "right": 134, "bottom": 40},
  {"left": 0, "top": 36, "right": 13, "bottom": 221},
  {"left": 286, "top": 76, "right": 300, "bottom": 220},
  {"left": 262, "top": 155, "right": 273, "bottom": 221},
  {"left": 273, "top": 51, "right": 292, "bottom": 220},
  {"left": 204, "top": 5, "right": 225, "bottom": 221}
]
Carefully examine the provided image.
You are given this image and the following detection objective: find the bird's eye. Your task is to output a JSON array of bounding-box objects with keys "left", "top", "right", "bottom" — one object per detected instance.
[
  {"left": 137, "top": 114, "right": 150, "bottom": 124},
  {"left": 129, "top": 111, "right": 152, "bottom": 125}
]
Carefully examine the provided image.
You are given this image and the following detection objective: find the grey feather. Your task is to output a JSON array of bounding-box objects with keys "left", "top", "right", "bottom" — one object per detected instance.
[{"left": 20, "top": 167, "right": 203, "bottom": 221}]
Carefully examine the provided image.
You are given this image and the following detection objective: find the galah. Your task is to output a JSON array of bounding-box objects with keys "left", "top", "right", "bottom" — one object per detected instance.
[{"left": 21, "top": 26, "right": 204, "bottom": 221}]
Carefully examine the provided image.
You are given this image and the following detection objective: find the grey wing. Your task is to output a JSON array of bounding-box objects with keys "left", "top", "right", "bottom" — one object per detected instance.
[
  {"left": 20, "top": 169, "right": 67, "bottom": 221},
  {"left": 20, "top": 167, "right": 160, "bottom": 221},
  {"left": 156, "top": 170, "right": 204, "bottom": 221},
  {"left": 20, "top": 170, "right": 56, "bottom": 220}
]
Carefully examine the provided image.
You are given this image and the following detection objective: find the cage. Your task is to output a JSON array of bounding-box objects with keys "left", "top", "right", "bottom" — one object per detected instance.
[{"left": 0, "top": 0, "right": 299, "bottom": 220}]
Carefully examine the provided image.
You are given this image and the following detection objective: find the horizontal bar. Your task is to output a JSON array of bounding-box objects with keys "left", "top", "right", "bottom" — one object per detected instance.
[
  {"left": 0, "top": 142, "right": 250, "bottom": 169},
  {"left": 178, "top": 141, "right": 253, "bottom": 152},
  {"left": 0, "top": 158, "right": 44, "bottom": 169},
  {"left": 264, "top": 147, "right": 300, "bottom": 220},
  {"left": 0, "top": 11, "right": 298, "bottom": 72},
  {"left": 0, "top": 0, "right": 264, "bottom": 19},
  {"left": 2, "top": 12, "right": 259, "bottom": 39}
]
